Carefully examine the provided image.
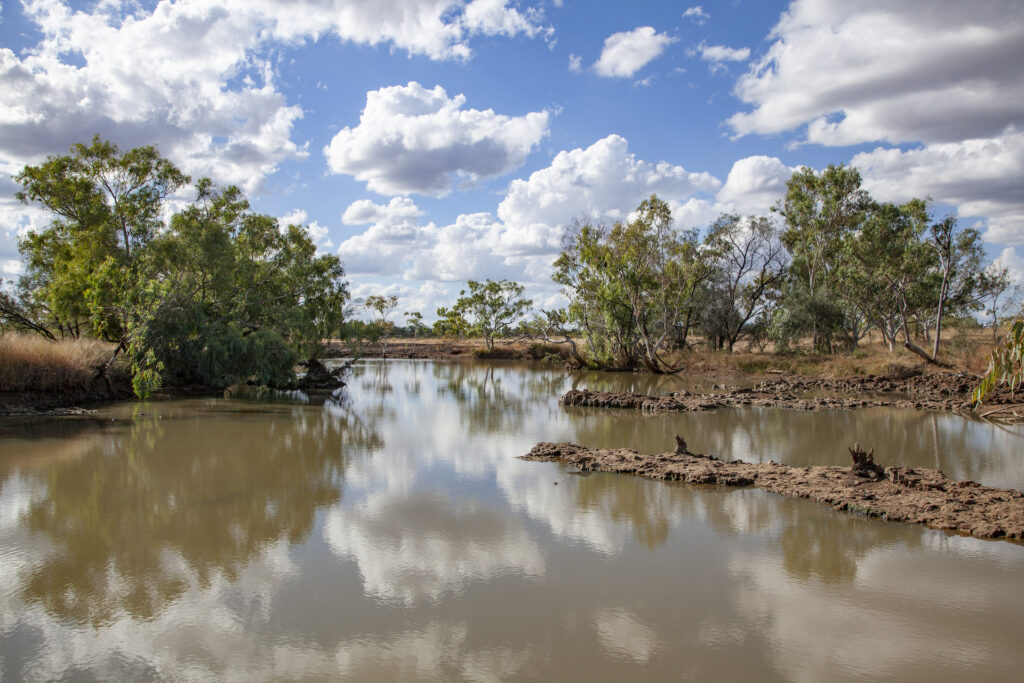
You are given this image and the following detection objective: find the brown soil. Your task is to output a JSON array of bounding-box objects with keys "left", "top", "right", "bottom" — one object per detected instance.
[
  {"left": 325, "top": 339, "right": 568, "bottom": 361},
  {"left": 521, "top": 441, "right": 1024, "bottom": 541},
  {"left": 326, "top": 340, "right": 474, "bottom": 359},
  {"left": 0, "top": 384, "right": 133, "bottom": 417},
  {"left": 559, "top": 387, "right": 973, "bottom": 415}
]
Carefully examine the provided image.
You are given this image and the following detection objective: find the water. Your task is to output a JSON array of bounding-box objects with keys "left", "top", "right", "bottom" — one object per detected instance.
[{"left": 1, "top": 360, "right": 1023, "bottom": 681}]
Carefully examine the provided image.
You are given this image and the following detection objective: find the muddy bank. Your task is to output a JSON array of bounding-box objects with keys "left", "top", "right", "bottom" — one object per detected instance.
[
  {"left": 753, "top": 371, "right": 981, "bottom": 399},
  {"left": 325, "top": 340, "right": 569, "bottom": 361},
  {"left": 0, "top": 383, "right": 135, "bottom": 417},
  {"left": 521, "top": 441, "right": 1024, "bottom": 541},
  {"left": 560, "top": 387, "right": 973, "bottom": 414}
]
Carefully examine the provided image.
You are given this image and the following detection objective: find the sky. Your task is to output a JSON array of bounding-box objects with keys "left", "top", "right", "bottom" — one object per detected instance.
[{"left": 1, "top": 0, "right": 1023, "bottom": 320}]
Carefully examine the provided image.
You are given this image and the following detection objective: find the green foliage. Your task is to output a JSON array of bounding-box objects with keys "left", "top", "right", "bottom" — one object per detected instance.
[
  {"left": 404, "top": 311, "right": 426, "bottom": 337},
  {"left": 14, "top": 139, "right": 348, "bottom": 396},
  {"left": 775, "top": 164, "right": 873, "bottom": 352},
  {"left": 442, "top": 279, "right": 532, "bottom": 350},
  {"left": 554, "top": 195, "right": 718, "bottom": 370},
  {"left": 974, "top": 319, "right": 1024, "bottom": 405}
]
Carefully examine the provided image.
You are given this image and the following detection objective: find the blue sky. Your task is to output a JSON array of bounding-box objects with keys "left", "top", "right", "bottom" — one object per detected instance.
[{"left": 2, "top": 0, "right": 1023, "bottom": 319}]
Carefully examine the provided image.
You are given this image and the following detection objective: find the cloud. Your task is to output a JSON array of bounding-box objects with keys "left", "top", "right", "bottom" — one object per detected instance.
[
  {"left": 683, "top": 6, "right": 710, "bottom": 25},
  {"left": 324, "top": 82, "right": 550, "bottom": 196},
  {"left": 568, "top": 53, "right": 582, "bottom": 72},
  {"left": 992, "top": 247, "right": 1024, "bottom": 287},
  {"left": 593, "top": 27, "right": 676, "bottom": 78},
  {"left": 338, "top": 197, "right": 429, "bottom": 275},
  {"left": 851, "top": 130, "right": 1024, "bottom": 245},
  {"left": 333, "top": 135, "right": 725, "bottom": 297},
  {"left": 699, "top": 43, "right": 750, "bottom": 64},
  {"left": 324, "top": 494, "right": 544, "bottom": 605},
  {"left": 715, "top": 155, "right": 796, "bottom": 216},
  {"left": 727, "top": 0, "right": 1024, "bottom": 145},
  {"left": 0, "top": 0, "right": 551, "bottom": 212},
  {"left": 498, "top": 134, "right": 720, "bottom": 239}
]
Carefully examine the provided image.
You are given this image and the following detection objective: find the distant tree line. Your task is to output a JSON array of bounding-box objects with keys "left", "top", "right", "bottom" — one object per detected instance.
[
  {"left": 421, "top": 165, "right": 1012, "bottom": 372},
  {"left": 5, "top": 139, "right": 1018, "bottom": 390}
]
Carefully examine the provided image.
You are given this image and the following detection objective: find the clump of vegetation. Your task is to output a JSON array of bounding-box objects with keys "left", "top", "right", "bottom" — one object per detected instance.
[
  {"left": 435, "top": 279, "right": 532, "bottom": 351},
  {"left": 8, "top": 136, "right": 349, "bottom": 397},
  {"left": 975, "top": 319, "right": 1024, "bottom": 404},
  {"left": 0, "top": 333, "right": 126, "bottom": 393}
]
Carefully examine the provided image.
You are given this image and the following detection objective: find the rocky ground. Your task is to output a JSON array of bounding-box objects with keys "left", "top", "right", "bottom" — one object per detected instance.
[{"left": 522, "top": 440, "right": 1024, "bottom": 541}]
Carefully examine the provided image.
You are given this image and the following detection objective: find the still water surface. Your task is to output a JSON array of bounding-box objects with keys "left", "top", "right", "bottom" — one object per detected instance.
[{"left": 1, "top": 360, "right": 1023, "bottom": 681}]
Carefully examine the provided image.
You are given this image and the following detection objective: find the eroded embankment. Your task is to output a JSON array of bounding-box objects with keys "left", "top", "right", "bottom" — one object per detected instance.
[
  {"left": 559, "top": 387, "right": 972, "bottom": 414},
  {"left": 521, "top": 441, "right": 1024, "bottom": 540}
]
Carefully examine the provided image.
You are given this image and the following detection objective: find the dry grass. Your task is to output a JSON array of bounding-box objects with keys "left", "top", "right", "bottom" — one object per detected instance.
[
  {"left": 0, "top": 333, "right": 125, "bottom": 393},
  {"left": 379, "top": 326, "right": 1001, "bottom": 378}
]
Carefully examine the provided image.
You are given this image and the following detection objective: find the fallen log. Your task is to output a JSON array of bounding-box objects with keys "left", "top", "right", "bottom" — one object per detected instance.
[{"left": 520, "top": 439, "right": 1024, "bottom": 541}]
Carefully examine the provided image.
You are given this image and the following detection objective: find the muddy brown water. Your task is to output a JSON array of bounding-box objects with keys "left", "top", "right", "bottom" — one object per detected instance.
[{"left": 1, "top": 360, "right": 1023, "bottom": 681}]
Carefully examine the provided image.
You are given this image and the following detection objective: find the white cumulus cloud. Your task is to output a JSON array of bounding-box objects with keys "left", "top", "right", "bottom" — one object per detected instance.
[
  {"left": 324, "top": 82, "right": 550, "bottom": 196},
  {"left": 593, "top": 27, "right": 676, "bottom": 78},
  {"left": 728, "top": 0, "right": 1024, "bottom": 145},
  {"left": 724, "top": 0, "right": 1024, "bottom": 247},
  {"left": 851, "top": 131, "right": 1024, "bottom": 245},
  {"left": 715, "top": 155, "right": 797, "bottom": 216}
]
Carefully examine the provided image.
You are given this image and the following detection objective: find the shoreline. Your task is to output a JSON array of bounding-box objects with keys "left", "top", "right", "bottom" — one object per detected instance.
[
  {"left": 521, "top": 441, "right": 1024, "bottom": 541},
  {"left": 3, "top": 346, "right": 1009, "bottom": 420}
]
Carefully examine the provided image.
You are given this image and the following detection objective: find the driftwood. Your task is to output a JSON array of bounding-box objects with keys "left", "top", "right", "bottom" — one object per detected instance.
[{"left": 849, "top": 443, "right": 885, "bottom": 480}]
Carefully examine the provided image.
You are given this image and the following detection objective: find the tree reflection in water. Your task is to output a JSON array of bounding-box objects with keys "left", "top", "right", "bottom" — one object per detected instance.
[{"left": 16, "top": 398, "right": 381, "bottom": 626}]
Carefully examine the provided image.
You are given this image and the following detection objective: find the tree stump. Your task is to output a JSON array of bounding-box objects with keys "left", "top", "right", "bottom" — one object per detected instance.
[{"left": 849, "top": 443, "right": 885, "bottom": 480}]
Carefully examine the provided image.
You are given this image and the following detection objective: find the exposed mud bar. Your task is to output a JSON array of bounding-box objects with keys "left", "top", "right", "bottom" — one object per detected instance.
[
  {"left": 521, "top": 440, "right": 1024, "bottom": 541},
  {"left": 559, "top": 388, "right": 973, "bottom": 414}
]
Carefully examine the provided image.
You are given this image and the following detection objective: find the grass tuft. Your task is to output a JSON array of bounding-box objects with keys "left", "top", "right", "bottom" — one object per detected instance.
[{"left": 0, "top": 333, "right": 125, "bottom": 393}]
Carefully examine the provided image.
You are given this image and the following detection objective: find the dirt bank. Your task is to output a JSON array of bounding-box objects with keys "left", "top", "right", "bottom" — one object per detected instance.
[
  {"left": 559, "top": 387, "right": 973, "bottom": 414},
  {"left": 0, "top": 385, "right": 133, "bottom": 417},
  {"left": 521, "top": 441, "right": 1024, "bottom": 541}
]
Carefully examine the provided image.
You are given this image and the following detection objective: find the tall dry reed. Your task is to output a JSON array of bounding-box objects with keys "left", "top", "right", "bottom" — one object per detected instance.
[{"left": 0, "top": 333, "right": 122, "bottom": 393}]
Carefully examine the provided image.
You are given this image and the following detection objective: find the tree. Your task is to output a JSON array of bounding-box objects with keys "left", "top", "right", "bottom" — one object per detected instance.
[
  {"left": 839, "top": 199, "right": 931, "bottom": 354},
  {"left": 364, "top": 294, "right": 398, "bottom": 359},
  {"left": 702, "top": 214, "right": 787, "bottom": 352},
  {"left": 14, "top": 138, "right": 349, "bottom": 395},
  {"left": 520, "top": 308, "right": 590, "bottom": 368},
  {"left": 433, "top": 306, "right": 471, "bottom": 339},
  {"left": 450, "top": 279, "right": 532, "bottom": 351},
  {"left": 925, "top": 216, "right": 983, "bottom": 362},
  {"left": 404, "top": 311, "right": 426, "bottom": 338},
  {"left": 978, "top": 266, "right": 1014, "bottom": 343},
  {"left": 553, "top": 196, "right": 715, "bottom": 371},
  {"left": 776, "top": 164, "right": 872, "bottom": 352}
]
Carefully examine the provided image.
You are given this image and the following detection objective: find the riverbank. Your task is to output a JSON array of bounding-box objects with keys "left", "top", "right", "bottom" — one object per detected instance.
[{"left": 521, "top": 440, "right": 1024, "bottom": 541}]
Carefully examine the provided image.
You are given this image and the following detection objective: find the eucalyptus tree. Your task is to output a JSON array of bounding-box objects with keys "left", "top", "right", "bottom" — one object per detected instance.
[
  {"left": 449, "top": 279, "right": 532, "bottom": 351},
  {"left": 364, "top": 294, "right": 399, "bottom": 358},
  {"left": 839, "top": 199, "right": 931, "bottom": 353},
  {"left": 925, "top": 216, "right": 983, "bottom": 361},
  {"left": 978, "top": 266, "right": 1013, "bottom": 343},
  {"left": 702, "top": 214, "right": 788, "bottom": 352},
  {"left": 404, "top": 311, "right": 426, "bottom": 338},
  {"left": 14, "top": 138, "right": 348, "bottom": 395},
  {"left": 776, "top": 164, "right": 873, "bottom": 351},
  {"left": 15, "top": 135, "right": 188, "bottom": 344},
  {"left": 554, "top": 195, "right": 714, "bottom": 371}
]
